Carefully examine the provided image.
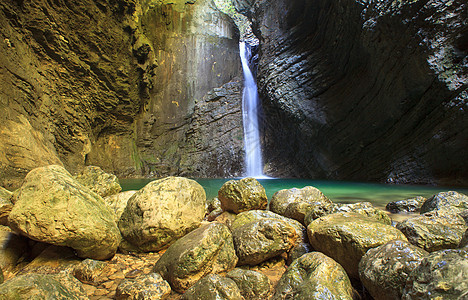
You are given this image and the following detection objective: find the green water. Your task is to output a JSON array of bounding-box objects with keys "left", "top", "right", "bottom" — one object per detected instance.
[{"left": 119, "top": 178, "right": 468, "bottom": 210}]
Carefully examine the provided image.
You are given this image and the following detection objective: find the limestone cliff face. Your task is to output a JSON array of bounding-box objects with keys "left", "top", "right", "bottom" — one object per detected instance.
[
  {"left": 0, "top": 0, "right": 242, "bottom": 188},
  {"left": 249, "top": 0, "right": 467, "bottom": 186}
]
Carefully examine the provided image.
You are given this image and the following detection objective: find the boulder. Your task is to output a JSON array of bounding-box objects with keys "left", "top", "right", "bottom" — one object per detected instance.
[
  {"left": 118, "top": 176, "right": 206, "bottom": 252},
  {"left": 181, "top": 274, "right": 243, "bottom": 300},
  {"left": 307, "top": 212, "right": 407, "bottom": 278},
  {"left": 273, "top": 252, "right": 354, "bottom": 300},
  {"left": 386, "top": 196, "right": 427, "bottom": 213},
  {"left": 334, "top": 202, "right": 391, "bottom": 225},
  {"left": 420, "top": 191, "right": 468, "bottom": 213},
  {"left": 396, "top": 210, "right": 467, "bottom": 252},
  {"left": 402, "top": 249, "right": 468, "bottom": 299},
  {"left": 218, "top": 177, "right": 267, "bottom": 213},
  {"left": 74, "top": 166, "right": 122, "bottom": 198},
  {"left": 0, "top": 272, "right": 88, "bottom": 299},
  {"left": 73, "top": 258, "right": 107, "bottom": 284},
  {"left": 226, "top": 268, "right": 271, "bottom": 300},
  {"left": 358, "top": 240, "right": 429, "bottom": 300},
  {"left": 8, "top": 165, "right": 120, "bottom": 260},
  {"left": 153, "top": 223, "right": 237, "bottom": 293},
  {"left": 115, "top": 273, "right": 171, "bottom": 300},
  {"left": 104, "top": 191, "right": 137, "bottom": 222}
]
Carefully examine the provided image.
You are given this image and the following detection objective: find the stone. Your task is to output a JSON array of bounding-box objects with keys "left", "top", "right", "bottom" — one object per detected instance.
[
  {"left": 8, "top": 165, "right": 120, "bottom": 260},
  {"left": 358, "top": 240, "right": 429, "bottom": 300},
  {"left": 0, "top": 272, "right": 88, "bottom": 299},
  {"left": 104, "top": 191, "right": 137, "bottom": 222},
  {"left": 74, "top": 166, "right": 122, "bottom": 198},
  {"left": 218, "top": 177, "right": 268, "bottom": 213},
  {"left": 0, "top": 188, "right": 12, "bottom": 202},
  {"left": 118, "top": 176, "right": 206, "bottom": 252},
  {"left": 0, "top": 188, "right": 12, "bottom": 226},
  {"left": 420, "top": 191, "right": 468, "bottom": 213},
  {"left": 402, "top": 249, "right": 468, "bottom": 299},
  {"left": 181, "top": 274, "right": 243, "bottom": 300},
  {"left": 115, "top": 273, "right": 171, "bottom": 300},
  {"left": 273, "top": 252, "right": 354, "bottom": 300},
  {"left": 459, "top": 230, "right": 468, "bottom": 248},
  {"left": 153, "top": 223, "right": 237, "bottom": 293},
  {"left": 307, "top": 212, "right": 407, "bottom": 278},
  {"left": 334, "top": 202, "right": 391, "bottom": 225},
  {"left": 386, "top": 196, "right": 427, "bottom": 213},
  {"left": 226, "top": 268, "right": 271, "bottom": 300},
  {"left": 396, "top": 210, "right": 467, "bottom": 252},
  {"left": 73, "top": 258, "right": 107, "bottom": 284},
  {"left": 207, "top": 197, "right": 222, "bottom": 213}
]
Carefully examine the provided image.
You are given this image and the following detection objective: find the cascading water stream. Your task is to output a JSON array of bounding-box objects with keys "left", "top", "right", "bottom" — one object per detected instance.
[{"left": 239, "top": 41, "right": 267, "bottom": 178}]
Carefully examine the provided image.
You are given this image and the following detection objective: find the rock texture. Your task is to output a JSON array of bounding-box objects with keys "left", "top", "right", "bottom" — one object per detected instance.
[
  {"left": 218, "top": 177, "right": 268, "bottom": 213},
  {"left": 181, "top": 274, "right": 243, "bottom": 300},
  {"left": 226, "top": 268, "right": 271, "bottom": 300},
  {"left": 386, "top": 196, "right": 427, "bottom": 213},
  {"left": 74, "top": 166, "right": 122, "bottom": 198},
  {"left": 420, "top": 191, "right": 468, "bottom": 213},
  {"left": 115, "top": 273, "right": 171, "bottom": 300}
]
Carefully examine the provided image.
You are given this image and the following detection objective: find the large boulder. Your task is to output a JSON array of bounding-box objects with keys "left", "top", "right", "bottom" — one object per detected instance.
[
  {"left": 181, "top": 274, "right": 243, "bottom": 300},
  {"left": 396, "top": 210, "right": 467, "bottom": 252},
  {"left": 307, "top": 212, "right": 407, "bottom": 278},
  {"left": 273, "top": 252, "right": 354, "bottom": 300},
  {"left": 420, "top": 191, "right": 468, "bottom": 214},
  {"left": 334, "top": 202, "right": 391, "bottom": 225},
  {"left": 118, "top": 176, "right": 206, "bottom": 252},
  {"left": 386, "top": 196, "right": 427, "bottom": 213},
  {"left": 153, "top": 223, "right": 237, "bottom": 293},
  {"left": 358, "top": 240, "right": 429, "bottom": 300},
  {"left": 218, "top": 177, "right": 267, "bottom": 213},
  {"left": 402, "top": 249, "right": 468, "bottom": 299},
  {"left": 74, "top": 166, "right": 122, "bottom": 198},
  {"left": 226, "top": 268, "right": 271, "bottom": 300},
  {"left": 8, "top": 165, "right": 120, "bottom": 260},
  {"left": 115, "top": 273, "right": 171, "bottom": 300},
  {"left": 104, "top": 191, "right": 137, "bottom": 222}
]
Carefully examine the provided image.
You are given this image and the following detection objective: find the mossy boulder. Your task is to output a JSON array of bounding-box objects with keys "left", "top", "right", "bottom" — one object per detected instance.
[
  {"left": 74, "top": 166, "right": 122, "bottom": 198},
  {"left": 358, "top": 240, "right": 429, "bottom": 300},
  {"left": 181, "top": 274, "right": 243, "bottom": 300},
  {"left": 226, "top": 268, "right": 271, "bottom": 299},
  {"left": 420, "top": 191, "right": 468, "bottom": 214},
  {"left": 104, "top": 191, "right": 137, "bottom": 222},
  {"left": 115, "top": 273, "right": 171, "bottom": 300},
  {"left": 118, "top": 177, "right": 206, "bottom": 252},
  {"left": 396, "top": 210, "right": 467, "bottom": 252},
  {"left": 153, "top": 223, "right": 237, "bottom": 293},
  {"left": 218, "top": 177, "right": 267, "bottom": 213},
  {"left": 307, "top": 212, "right": 407, "bottom": 278},
  {"left": 386, "top": 196, "right": 427, "bottom": 213},
  {"left": 334, "top": 202, "right": 391, "bottom": 225},
  {"left": 8, "top": 165, "right": 120, "bottom": 260},
  {"left": 273, "top": 252, "right": 354, "bottom": 300}
]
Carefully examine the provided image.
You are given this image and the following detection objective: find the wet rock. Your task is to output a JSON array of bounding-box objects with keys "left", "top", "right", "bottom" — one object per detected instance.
[
  {"left": 358, "top": 240, "right": 429, "bottom": 300},
  {"left": 402, "top": 249, "right": 468, "bottom": 299},
  {"left": 118, "top": 176, "right": 206, "bottom": 252},
  {"left": 307, "top": 212, "right": 407, "bottom": 278},
  {"left": 115, "top": 273, "right": 171, "bottom": 300},
  {"left": 104, "top": 191, "right": 137, "bottom": 222},
  {"left": 8, "top": 165, "right": 120, "bottom": 260},
  {"left": 334, "top": 202, "right": 391, "bottom": 225},
  {"left": 386, "top": 196, "right": 427, "bottom": 213},
  {"left": 396, "top": 210, "right": 467, "bottom": 252},
  {"left": 73, "top": 259, "right": 107, "bottom": 284},
  {"left": 74, "top": 166, "right": 122, "bottom": 198},
  {"left": 273, "top": 252, "right": 354, "bottom": 300},
  {"left": 218, "top": 177, "right": 267, "bottom": 213},
  {"left": 226, "top": 268, "right": 271, "bottom": 300},
  {"left": 420, "top": 191, "right": 468, "bottom": 213},
  {"left": 181, "top": 274, "right": 243, "bottom": 300},
  {"left": 153, "top": 223, "right": 237, "bottom": 293}
]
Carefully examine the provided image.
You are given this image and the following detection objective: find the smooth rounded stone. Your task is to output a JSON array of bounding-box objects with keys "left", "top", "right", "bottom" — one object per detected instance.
[
  {"left": 73, "top": 258, "right": 107, "bottom": 284},
  {"left": 402, "top": 249, "right": 468, "bottom": 299},
  {"left": 396, "top": 210, "right": 467, "bottom": 252},
  {"left": 358, "top": 240, "right": 429, "bottom": 300},
  {"left": 420, "top": 191, "right": 468, "bottom": 213},
  {"left": 181, "top": 274, "right": 243, "bottom": 300},
  {"left": 115, "top": 273, "right": 171, "bottom": 300},
  {"left": 104, "top": 191, "right": 137, "bottom": 222},
  {"left": 0, "top": 272, "right": 88, "bottom": 299},
  {"left": 334, "top": 202, "right": 391, "bottom": 225},
  {"left": 153, "top": 223, "right": 237, "bottom": 293},
  {"left": 273, "top": 252, "right": 354, "bottom": 300},
  {"left": 8, "top": 165, "right": 120, "bottom": 260},
  {"left": 118, "top": 176, "right": 206, "bottom": 252},
  {"left": 74, "top": 165, "right": 122, "bottom": 198},
  {"left": 218, "top": 177, "right": 267, "bottom": 213},
  {"left": 226, "top": 268, "right": 271, "bottom": 299},
  {"left": 270, "top": 186, "right": 333, "bottom": 225},
  {"left": 307, "top": 212, "right": 408, "bottom": 278},
  {"left": 386, "top": 196, "right": 427, "bottom": 213}
]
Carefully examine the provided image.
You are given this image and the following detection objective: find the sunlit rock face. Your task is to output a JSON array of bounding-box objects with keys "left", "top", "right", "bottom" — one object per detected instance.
[{"left": 251, "top": 0, "right": 467, "bottom": 186}]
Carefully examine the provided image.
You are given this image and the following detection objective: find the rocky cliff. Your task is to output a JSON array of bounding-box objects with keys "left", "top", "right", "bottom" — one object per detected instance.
[{"left": 247, "top": 0, "right": 467, "bottom": 186}]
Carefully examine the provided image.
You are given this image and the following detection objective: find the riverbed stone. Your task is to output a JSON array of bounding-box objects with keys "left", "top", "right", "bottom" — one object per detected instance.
[
  {"left": 218, "top": 177, "right": 267, "bottom": 213},
  {"left": 74, "top": 166, "right": 122, "bottom": 198},
  {"left": 115, "top": 273, "right": 171, "bottom": 300},
  {"left": 8, "top": 165, "right": 120, "bottom": 260},
  {"left": 118, "top": 176, "right": 206, "bottom": 252},
  {"left": 226, "top": 268, "right": 271, "bottom": 299},
  {"left": 181, "top": 274, "right": 243, "bottom": 300},
  {"left": 402, "top": 249, "right": 468, "bottom": 299},
  {"left": 73, "top": 258, "right": 107, "bottom": 284},
  {"left": 396, "top": 210, "right": 467, "bottom": 252},
  {"left": 273, "top": 252, "right": 354, "bottom": 300},
  {"left": 358, "top": 240, "right": 429, "bottom": 300},
  {"left": 153, "top": 223, "right": 237, "bottom": 293},
  {"left": 334, "top": 202, "right": 391, "bottom": 225},
  {"left": 104, "top": 191, "right": 137, "bottom": 222},
  {"left": 386, "top": 196, "right": 427, "bottom": 213},
  {"left": 420, "top": 191, "right": 468, "bottom": 214},
  {"left": 307, "top": 212, "right": 407, "bottom": 278}
]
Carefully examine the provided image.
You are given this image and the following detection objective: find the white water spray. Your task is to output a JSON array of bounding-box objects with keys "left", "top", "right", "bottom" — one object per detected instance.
[{"left": 239, "top": 42, "right": 267, "bottom": 178}]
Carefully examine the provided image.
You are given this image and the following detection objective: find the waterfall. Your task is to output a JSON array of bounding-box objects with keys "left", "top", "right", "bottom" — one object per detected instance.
[{"left": 239, "top": 42, "right": 267, "bottom": 178}]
